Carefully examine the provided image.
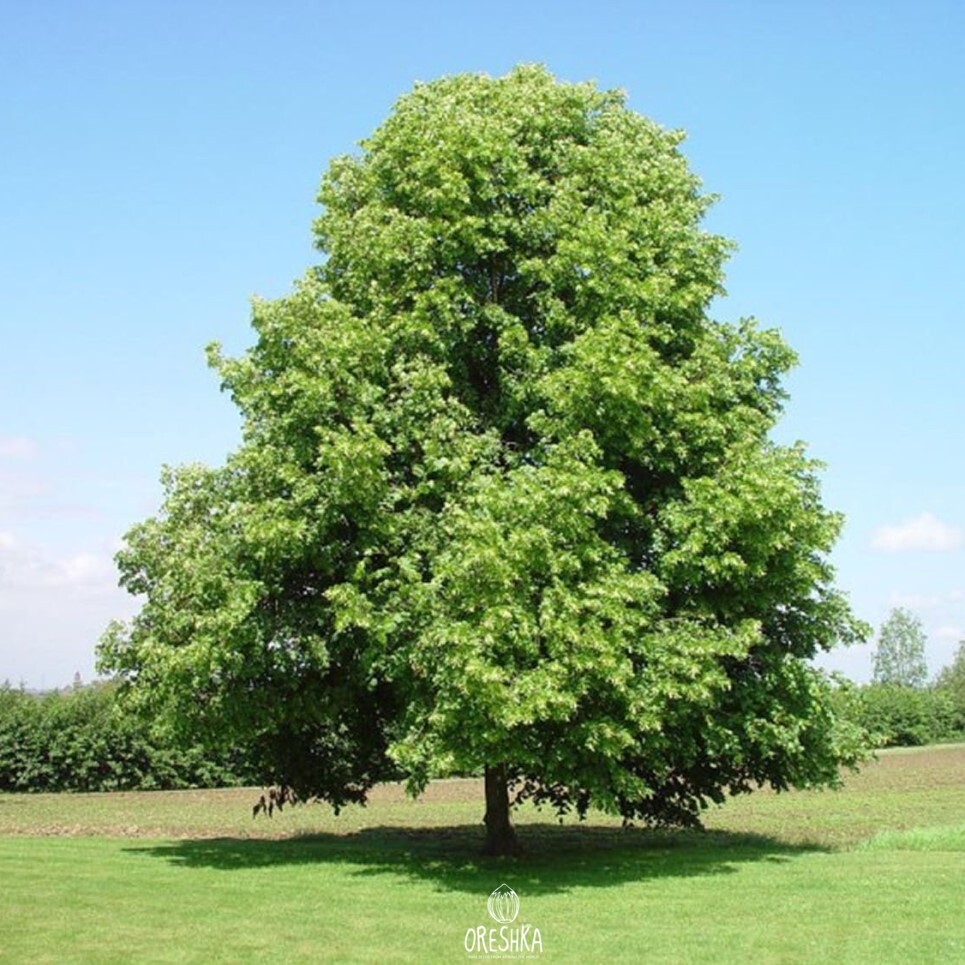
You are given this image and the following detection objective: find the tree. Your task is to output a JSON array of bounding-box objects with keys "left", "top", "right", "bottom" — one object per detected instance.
[
  {"left": 99, "top": 66, "right": 868, "bottom": 855},
  {"left": 934, "top": 639, "right": 965, "bottom": 730},
  {"left": 872, "top": 608, "right": 928, "bottom": 688}
]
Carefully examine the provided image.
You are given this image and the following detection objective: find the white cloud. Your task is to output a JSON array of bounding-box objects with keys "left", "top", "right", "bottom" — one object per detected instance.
[
  {"left": 0, "top": 464, "right": 102, "bottom": 522},
  {"left": 0, "top": 436, "right": 38, "bottom": 460},
  {"left": 0, "top": 532, "right": 115, "bottom": 592},
  {"left": 0, "top": 468, "right": 50, "bottom": 511},
  {"left": 889, "top": 589, "right": 965, "bottom": 613},
  {"left": 936, "top": 626, "right": 964, "bottom": 642},
  {"left": 888, "top": 591, "right": 943, "bottom": 610},
  {"left": 0, "top": 530, "right": 133, "bottom": 688},
  {"left": 871, "top": 513, "right": 962, "bottom": 552}
]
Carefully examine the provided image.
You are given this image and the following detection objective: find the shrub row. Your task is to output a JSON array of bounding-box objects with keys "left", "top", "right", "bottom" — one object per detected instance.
[
  {"left": 831, "top": 682, "right": 965, "bottom": 749},
  {"left": 0, "top": 681, "right": 254, "bottom": 792},
  {"left": 4, "top": 675, "right": 960, "bottom": 793}
]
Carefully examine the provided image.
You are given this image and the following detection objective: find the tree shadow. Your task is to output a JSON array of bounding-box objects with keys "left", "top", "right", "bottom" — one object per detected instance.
[{"left": 126, "top": 824, "right": 828, "bottom": 896}]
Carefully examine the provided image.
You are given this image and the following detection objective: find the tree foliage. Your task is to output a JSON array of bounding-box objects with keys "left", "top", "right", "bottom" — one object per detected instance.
[
  {"left": 841, "top": 683, "right": 958, "bottom": 748},
  {"left": 934, "top": 640, "right": 965, "bottom": 731},
  {"left": 0, "top": 681, "right": 252, "bottom": 793},
  {"left": 99, "top": 66, "right": 868, "bottom": 851},
  {"left": 872, "top": 607, "right": 928, "bottom": 689}
]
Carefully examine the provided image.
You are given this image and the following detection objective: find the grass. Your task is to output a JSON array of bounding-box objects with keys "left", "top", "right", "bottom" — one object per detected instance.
[{"left": 1, "top": 745, "right": 963, "bottom": 962}]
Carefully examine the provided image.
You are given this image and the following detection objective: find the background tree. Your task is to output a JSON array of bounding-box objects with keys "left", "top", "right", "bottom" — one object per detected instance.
[
  {"left": 934, "top": 639, "right": 965, "bottom": 730},
  {"left": 99, "top": 66, "right": 868, "bottom": 855},
  {"left": 872, "top": 608, "right": 928, "bottom": 688}
]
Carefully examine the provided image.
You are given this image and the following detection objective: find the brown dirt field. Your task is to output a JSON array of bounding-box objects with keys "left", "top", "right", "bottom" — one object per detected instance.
[
  {"left": 847, "top": 743, "right": 965, "bottom": 790},
  {"left": 366, "top": 777, "right": 483, "bottom": 803}
]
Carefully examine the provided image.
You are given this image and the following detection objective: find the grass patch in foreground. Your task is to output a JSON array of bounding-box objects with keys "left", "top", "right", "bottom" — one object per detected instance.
[
  {"left": 859, "top": 823, "right": 965, "bottom": 852},
  {"left": 1, "top": 829, "right": 963, "bottom": 962},
  {"left": 1, "top": 745, "right": 963, "bottom": 962}
]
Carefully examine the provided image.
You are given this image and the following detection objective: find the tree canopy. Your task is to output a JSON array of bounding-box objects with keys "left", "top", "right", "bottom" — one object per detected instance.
[
  {"left": 872, "top": 607, "right": 928, "bottom": 689},
  {"left": 99, "top": 66, "right": 868, "bottom": 854}
]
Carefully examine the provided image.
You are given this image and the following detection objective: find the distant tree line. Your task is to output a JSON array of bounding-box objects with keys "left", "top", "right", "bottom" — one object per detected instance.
[
  {"left": 831, "top": 609, "right": 965, "bottom": 748},
  {"left": 0, "top": 679, "right": 255, "bottom": 793}
]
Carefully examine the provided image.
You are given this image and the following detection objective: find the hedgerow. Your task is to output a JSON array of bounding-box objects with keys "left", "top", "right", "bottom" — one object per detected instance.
[{"left": 0, "top": 680, "right": 254, "bottom": 792}]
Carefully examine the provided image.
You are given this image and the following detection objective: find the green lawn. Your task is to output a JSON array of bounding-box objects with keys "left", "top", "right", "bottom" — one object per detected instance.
[{"left": 2, "top": 745, "right": 963, "bottom": 963}]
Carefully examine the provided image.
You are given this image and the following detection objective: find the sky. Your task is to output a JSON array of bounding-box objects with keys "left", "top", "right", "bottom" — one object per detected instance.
[{"left": 1, "top": 0, "right": 963, "bottom": 689}]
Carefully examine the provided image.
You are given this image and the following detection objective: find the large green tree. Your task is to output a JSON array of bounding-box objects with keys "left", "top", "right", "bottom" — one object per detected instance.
[
  {"left": 100, "top": 66, "right": 867, "bottom": 854},
  {"left": 872, "top": 608, "right": 928, "bottom": 689}
]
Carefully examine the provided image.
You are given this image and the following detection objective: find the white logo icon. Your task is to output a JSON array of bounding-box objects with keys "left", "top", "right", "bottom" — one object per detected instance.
[
  {"left": 465, "top": 882, "right": 541, "bottom": 955},
  {"left": 487, "top": 883, "right": 520, "bottom": 924}
]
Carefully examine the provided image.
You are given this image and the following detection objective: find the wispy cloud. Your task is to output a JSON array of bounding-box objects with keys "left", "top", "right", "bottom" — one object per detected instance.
[
  {"left": 935, "top": 626, "right": 964, "bottom": 642},
  {"left": 0, "top": 530, "right": 116, "bottom": 592},
  {"left": 0, "top": 464, "right": 102, "bottom": 522},
  {"left": 871, "top": 513, "right": 962, "bottom": 552},
  {"left": 888, "top": 591, "right": 943, "bottom": 610},
  {"left": 0, "top": 436, "right": 39, "bottom": 460},
  {"left": 0, "top": 528, "right": 133, "bottom": 687},
  {"left": 889, "top": 588, "right": 965, "bottom": 612}
]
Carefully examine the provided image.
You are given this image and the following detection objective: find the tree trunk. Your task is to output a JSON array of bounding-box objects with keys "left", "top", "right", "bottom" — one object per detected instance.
[{"left": 482, "top": 763, "right": 520, "bottom": 856}]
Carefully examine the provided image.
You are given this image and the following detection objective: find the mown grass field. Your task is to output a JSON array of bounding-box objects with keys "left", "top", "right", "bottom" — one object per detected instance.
[{"left": 1, "top": 745, "right": 963, "bottom": 963}]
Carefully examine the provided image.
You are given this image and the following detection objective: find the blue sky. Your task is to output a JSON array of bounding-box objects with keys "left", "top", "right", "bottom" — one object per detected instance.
[{"left": 1, "top": 0, "right": 963, "bottom": 688}]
